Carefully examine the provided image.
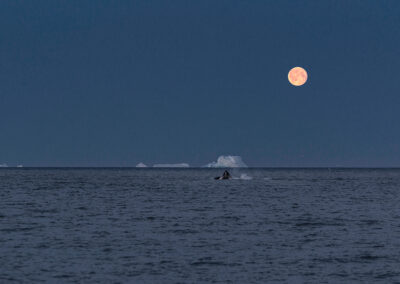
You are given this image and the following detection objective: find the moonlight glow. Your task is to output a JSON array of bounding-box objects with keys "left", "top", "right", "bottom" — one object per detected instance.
[{"left": 288, "top": 67, "right": 308, "bottom": 86}]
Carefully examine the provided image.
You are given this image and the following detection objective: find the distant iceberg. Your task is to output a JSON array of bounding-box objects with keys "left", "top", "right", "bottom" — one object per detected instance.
[
  {"left": 205, "top": 155, "right": 248, "bottom": 168},
  {"left": 136, "top": 162, "right": 147, "bottom": 168},
  {"left": 153, "top": 163, "right": 189, "bottom": 168},
  {"left": 0, "top": 163, "right": 8, "bottom": 168},
  {"left": 17, "top": 165, "right": 23, "bottom": 168}
]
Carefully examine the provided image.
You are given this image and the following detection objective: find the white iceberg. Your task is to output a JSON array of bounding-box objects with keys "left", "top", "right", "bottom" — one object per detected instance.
[
  {"left": 136, "top": 162, "right": 147, "bottom": 168},
  {"left": 0, "top": 163, "right": 8, "bottom": 168},
  {"left": 153, "top": 163, "right": 189, "bottom": 168},
  {"left": 205, "top": 155, "right": 248, "bottom": 168}
]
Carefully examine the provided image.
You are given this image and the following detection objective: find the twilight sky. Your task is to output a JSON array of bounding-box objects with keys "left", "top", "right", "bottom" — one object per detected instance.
[{"left": 1, "top": 0, "right": 400, "bottom": 167}]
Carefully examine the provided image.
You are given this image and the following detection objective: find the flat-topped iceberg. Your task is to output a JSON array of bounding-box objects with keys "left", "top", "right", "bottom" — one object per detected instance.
[{"left": 153, "top": 163, "right": 189, "bottom": 168}]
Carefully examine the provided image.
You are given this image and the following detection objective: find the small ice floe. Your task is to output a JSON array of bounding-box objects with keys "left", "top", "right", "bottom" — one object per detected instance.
[{"left": 136, "top": 162, "right": 147, "bottom": 168}]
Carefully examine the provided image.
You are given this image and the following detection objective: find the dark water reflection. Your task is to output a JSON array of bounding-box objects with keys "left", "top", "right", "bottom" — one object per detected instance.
[{"left": 1, "top": 168, "right": 400, "bottom": 283}]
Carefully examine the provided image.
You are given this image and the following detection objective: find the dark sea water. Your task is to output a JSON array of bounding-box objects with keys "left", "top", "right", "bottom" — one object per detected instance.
[{"left": 1, "top": 168, "right": 400, "bottom": 283}]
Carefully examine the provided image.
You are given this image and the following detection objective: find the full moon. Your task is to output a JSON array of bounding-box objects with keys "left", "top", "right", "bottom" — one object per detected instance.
[{"left": 288, "top": 67, "right": 308, "bottom": 86}]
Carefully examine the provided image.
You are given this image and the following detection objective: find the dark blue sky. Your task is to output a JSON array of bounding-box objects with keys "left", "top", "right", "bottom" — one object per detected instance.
[{"left": 1, "top": 0, "right": 400, "bottom": 167}]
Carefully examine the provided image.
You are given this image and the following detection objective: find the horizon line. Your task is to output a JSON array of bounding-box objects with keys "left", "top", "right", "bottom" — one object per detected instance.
[{"left": 1, "top": 166, "right": 400, "bottom": 169}]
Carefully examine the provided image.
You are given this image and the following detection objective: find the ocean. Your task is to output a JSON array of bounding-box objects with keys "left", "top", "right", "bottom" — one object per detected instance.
[{"left": 1, "top": 168, "right": 399, "bottom": 283}]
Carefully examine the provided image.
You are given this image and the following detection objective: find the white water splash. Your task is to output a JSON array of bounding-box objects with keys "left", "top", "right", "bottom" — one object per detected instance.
[{"left": 232, "top": 173, "right": 253, "bottom": 180}]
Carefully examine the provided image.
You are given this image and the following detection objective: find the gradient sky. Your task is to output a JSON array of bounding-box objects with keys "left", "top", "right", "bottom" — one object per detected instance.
[{"left": 1, "top": 0, "right": 400, "bottom": 167}]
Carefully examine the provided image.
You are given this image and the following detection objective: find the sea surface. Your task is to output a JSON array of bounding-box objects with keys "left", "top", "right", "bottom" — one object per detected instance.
[{"left": 1, "top": 168, "right": 400, "bottom": 283}]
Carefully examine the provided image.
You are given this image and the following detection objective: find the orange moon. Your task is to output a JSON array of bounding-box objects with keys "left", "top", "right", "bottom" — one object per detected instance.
[{"left": 288, "top": 67, "right": 308, "bottom": 86}]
